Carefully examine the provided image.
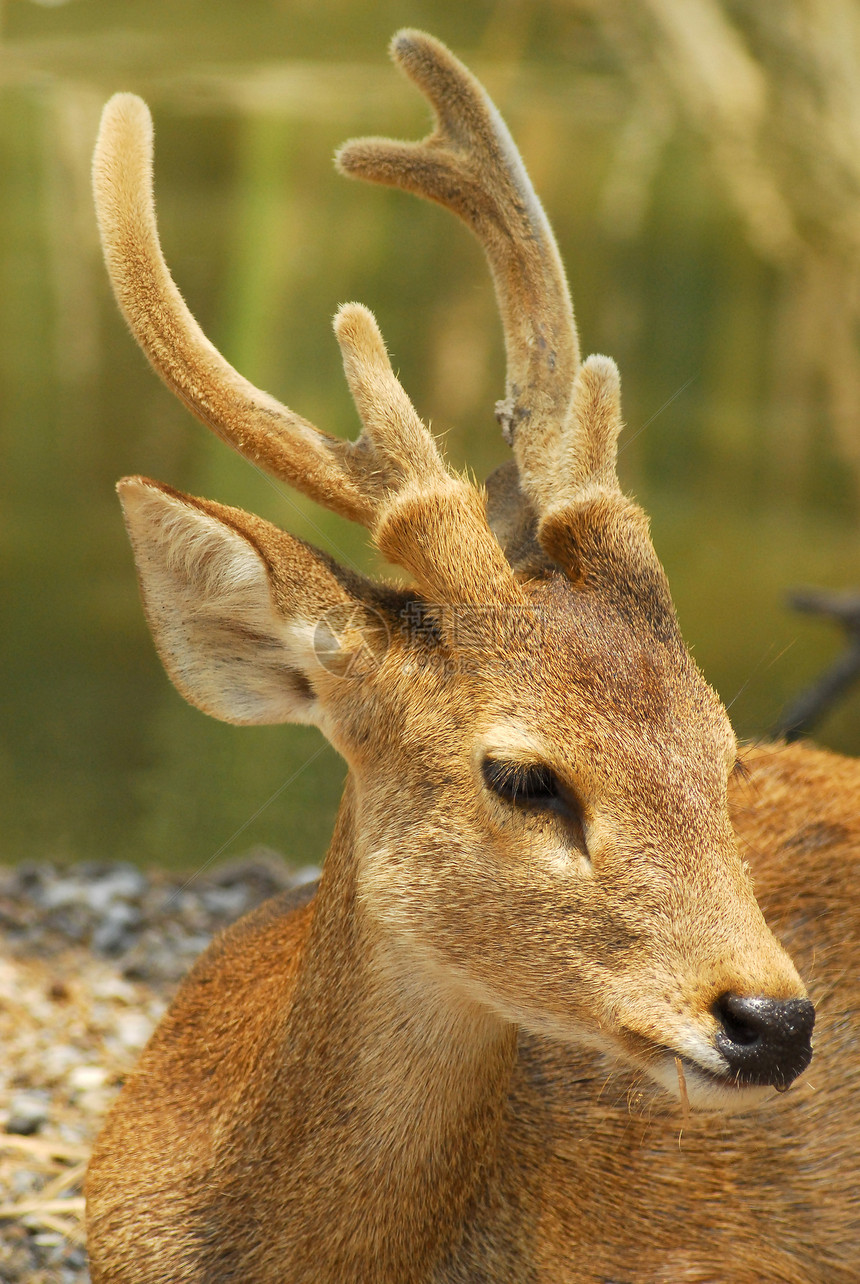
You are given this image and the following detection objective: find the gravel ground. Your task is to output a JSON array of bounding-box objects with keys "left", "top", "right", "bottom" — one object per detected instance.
[{"left": 0, "top": 853, "right": 319, "bottom": 1283}]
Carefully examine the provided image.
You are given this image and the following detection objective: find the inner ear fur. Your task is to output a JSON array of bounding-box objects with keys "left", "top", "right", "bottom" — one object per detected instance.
[{"left": 117, "top": 476, "right": 387, "bottom": 726}]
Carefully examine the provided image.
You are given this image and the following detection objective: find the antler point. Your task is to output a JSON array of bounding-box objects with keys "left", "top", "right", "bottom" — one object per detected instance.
[
  {"left": 97, "top": 92, "right": 152, "bottom": 142},
  {"left": 390, "top": 28, "right": 429, "bottom": 61}
]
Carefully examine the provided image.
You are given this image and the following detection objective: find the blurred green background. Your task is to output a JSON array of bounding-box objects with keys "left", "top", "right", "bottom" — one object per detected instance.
[{"left": 2, "top": 0, "right": 859, "bottom": 869}]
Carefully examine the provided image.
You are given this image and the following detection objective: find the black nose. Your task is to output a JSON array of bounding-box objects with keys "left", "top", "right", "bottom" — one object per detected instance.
[{"left": 713, "top": 994, "right": 815, "bottom": 1089}]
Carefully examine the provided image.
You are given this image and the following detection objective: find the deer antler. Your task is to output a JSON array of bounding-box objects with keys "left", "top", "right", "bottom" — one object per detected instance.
[
  {"left": 93, "top": 93, "right": 380, "bottom": 527},
  {"left": 334, "top": 303, "right": 518, "bottom": 605},
  {"left": 340, "top": 30, "right": 642, "bottom": 588},
  {"left": 92, "top": 92, "right": 518, "bottom": 606},
  {"left": 337, "top": 29, "right": 585, "bottom": 510}
]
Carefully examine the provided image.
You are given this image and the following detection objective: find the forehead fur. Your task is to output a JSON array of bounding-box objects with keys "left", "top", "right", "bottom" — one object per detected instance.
[
  {"left": 437, "top": 569, "right": 733, "bottom": 784},
  {"left": 376, "top": 564, "right": 731, "bottom": 772}
]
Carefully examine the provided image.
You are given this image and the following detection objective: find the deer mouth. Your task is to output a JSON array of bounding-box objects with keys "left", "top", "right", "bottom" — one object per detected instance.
[
  {"left": 650, "top": 1024, "right": 812, "bottom": 1112},
  {"left": 666, "top": 1055, "right": 777, "bottom": 1113},
  {"left": 617, "top": 1002, "right": 814, "bottom": 1113},
  {"left": 629, "top": 990, "right": 814, "bottom": 1111}
]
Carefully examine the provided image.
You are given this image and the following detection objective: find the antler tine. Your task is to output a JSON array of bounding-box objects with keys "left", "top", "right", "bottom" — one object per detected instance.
[
  {"left": 334, "top": 303, "right": 521, "bottom": 606},
  {"left": 92, "top": 93, "right": 376, "bottom": 527},
  {"left": 337, "top": 29, "right": 580, "bottom": 499}
]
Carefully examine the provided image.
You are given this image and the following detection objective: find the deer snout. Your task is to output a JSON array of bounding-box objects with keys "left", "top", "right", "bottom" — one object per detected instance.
[{"left": 712, "top": 994, "right": 815, "bottom": 1089}]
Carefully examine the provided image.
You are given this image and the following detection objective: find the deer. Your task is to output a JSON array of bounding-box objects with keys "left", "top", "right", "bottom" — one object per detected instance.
[{"left": 85, "top": 29, "right": 860, "bottom": 1284}]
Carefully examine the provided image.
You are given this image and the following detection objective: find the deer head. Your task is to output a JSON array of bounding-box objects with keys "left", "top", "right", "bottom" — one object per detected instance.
[{"left": 93, "top": 30, "right": 813, "bottom": 1111}]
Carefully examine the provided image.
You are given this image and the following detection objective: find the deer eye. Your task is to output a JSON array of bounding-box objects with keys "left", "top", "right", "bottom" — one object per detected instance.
[
  {"left": 482, "top": 758, "right": 560, "bottom": 809},
  {"left": 482, "top": 758, "right": 590, "bottom": 856}
]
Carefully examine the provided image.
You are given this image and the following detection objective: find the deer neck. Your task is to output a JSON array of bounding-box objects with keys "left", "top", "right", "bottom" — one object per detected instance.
[{"left": 253, "top": 778, "right": 516, "bottom": 1280}]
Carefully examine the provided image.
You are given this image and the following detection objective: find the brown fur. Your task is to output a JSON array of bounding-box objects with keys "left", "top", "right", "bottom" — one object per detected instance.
[
  {"left": 86, "top": 29, "right": 858, "bottom": 1284},
  {"left": 87, "top": 743, "right": 860, "bottom": 1282}
]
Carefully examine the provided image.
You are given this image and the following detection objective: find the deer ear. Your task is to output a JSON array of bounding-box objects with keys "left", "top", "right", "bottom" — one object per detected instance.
[{"left": 117, "top": 477, "right": 383, "bottom": 727}]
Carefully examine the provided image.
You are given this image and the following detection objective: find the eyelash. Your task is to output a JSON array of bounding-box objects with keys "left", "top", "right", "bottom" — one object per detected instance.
[
  {"left": 481, "top": 758, "right": 589, "bottom": 854},
  {"left": 482, "top": 758, "right": 561, "bottom": 807}
]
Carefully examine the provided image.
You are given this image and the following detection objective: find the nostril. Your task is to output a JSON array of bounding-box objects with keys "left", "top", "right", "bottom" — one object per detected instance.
[
  {"left": 712, "top": 993, "right": 815, "bottom": 1089},
  {"left": 714, "top": 994, "right": 761, "bottom": 1047}
]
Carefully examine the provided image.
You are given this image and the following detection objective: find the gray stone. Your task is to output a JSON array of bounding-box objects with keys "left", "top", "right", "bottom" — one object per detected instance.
[{"left": 5, "top": 1088, "right": 50, "bottom": 1135}]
